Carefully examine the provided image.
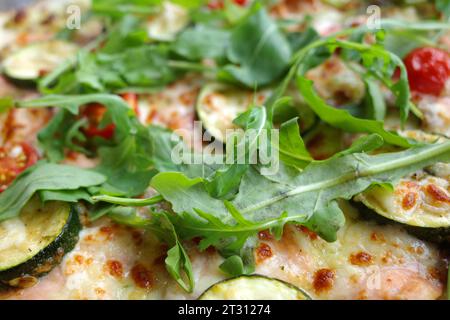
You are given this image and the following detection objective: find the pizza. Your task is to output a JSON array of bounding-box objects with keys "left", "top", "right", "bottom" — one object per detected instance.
[{"left": 0, "top": 0, "right": 449, "bottom": 300}]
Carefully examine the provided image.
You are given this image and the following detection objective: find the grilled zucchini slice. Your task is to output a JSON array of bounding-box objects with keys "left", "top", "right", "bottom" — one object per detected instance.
[
  {"left": 0, "top": 197, "right": 81, "bottom": 288},
  {"left": 197, "top": 83, "right": 316, "bottom": 143},
  {"left": 147, "top": 2, "right": 189, "bottom": 41},
  {"left": 2, "top": 40, "right": 78, "bottom": 85},
  {"left": 196, "top": 83, "right": 270, "bottom": 143},
  {"left": 198, "top": 275, "right": 311, "bottom": 300},
  {"left": 355, "top": 162, "right": 450, "bottom": 243}
]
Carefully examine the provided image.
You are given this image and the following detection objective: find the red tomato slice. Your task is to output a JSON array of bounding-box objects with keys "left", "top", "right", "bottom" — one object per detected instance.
[
  {"left": 0, "top": 142, "right": 39, "bottom": 192},
  {"left": 81, "top": 94, "right": 139, "bottom": 140},
  {"left": 83, "top": 124, "right": 116, "bottom": 140},
  {"left": 82, "top": 103, "right": 116, "bottom": 140},
  {"left": 404, "top": 47, "right": 450, "bottom": 96},
  {"left": 233, "top": 0, "right": 247, "bottom": 6}
]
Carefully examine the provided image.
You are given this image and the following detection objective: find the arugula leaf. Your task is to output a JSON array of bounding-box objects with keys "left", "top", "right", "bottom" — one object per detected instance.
[
  {"left": 101, "top": 46, "right": 177, "bottom": 89},
  {"left": 93, "top": 123, "right": 185, "bottom": 197},
  {"left": 37, "top": 111, "right": 91, "bottom": 162},
  {"left": 436, "top": 0, "right": 450, "bottom": 18},
  {"left": 20, "top": 94, "right": 181, "bottom": 198},
  {"left": 64, "top": 45, "right": 177, "bottom": 93},
  {"left": 286, "top": 27, "right": 320, "bottom": 52},
  {"left": 383, "top": 29, "right": 433, "bottom": 58},
  {"left": 106, "top": 207, "right": 194, "bottom": 292},
  {"left": 331, "top": 39, "right": 411, "bottom": 124},
  {"left": 332, "top": 134, "right": 384, "bottom": 158},
  {"left": 205, "top": 106, "right": 267, "bottom": 200},
  {"left": 219, "top": 255, "right": 248, "bottom": 276},
  {"left": 297, "top": 76, "right": 412, "bottom": 148},
  {"left": 152, "top": 141, "right": 450, "bottom": 246},
  {"left": 92, "top": 0, "right": 162, "bottom": 18},
  {"left": 363, "top": 76, "right": 387, "bottom": 121},
  {"left": 42, "top": 16, "right": 180, "bottom": 94},
  {"left": 276, "top": 117, "right": 312, "bottom": 169},
  {"left": 171, "top": 0, "right": 207, "bottom": 8},
  {"left": 172, "top": 26, "right": 230, "bottom": 61},
  {"left": 220, "top": 7, "right": 292, "bottom": 87},
  {"left": 223, "top": 0, "right": 250, "bottom": 25},
  {"left": 39, "top": 189, "right": 94, "bottom": 204},
  {"left": 104, "top": 200, "right": 261, "bottom": 279},
  {"left": 107, "top": 206, "right": 150, "bottom": 227},
  {"left": 167, "top": 198, "right": 285, "bottom": 268},
  {"left": 156, "top": 213, "right": 195, "bottom": 292},
  {"left": 0, "top": 97, "right": 14, "bottom": 113},
  {"left": 0, "top": 162, "right": 106, "bottom": 221},
  {"left": 270, "top": 34, "right": 414, "bottom": 126},
  {"left": 19, "top": 94, "right": 134, "bottom": 159},
  {"left": 95, "top": 136, "right": 157, "bottom": 196}
]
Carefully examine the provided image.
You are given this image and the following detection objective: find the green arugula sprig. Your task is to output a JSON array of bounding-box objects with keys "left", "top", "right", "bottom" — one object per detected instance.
[
  {"left": 219, "top": 6, "right": 292, "bottom": 87},
  {"left": 96, "top": 140, "right": 450, "bottom": 278},
  {"left": 18, "top": 94, "right": 179, "bottom": 200},
  {"left": 0, "top": 162, "right": 106, "bottom": 221},
  {"left": 265, "top": 34, "right": 418, "bottom": 150},
  {"left": 151, "top": 141, "right": 450, "bottom": 240}
]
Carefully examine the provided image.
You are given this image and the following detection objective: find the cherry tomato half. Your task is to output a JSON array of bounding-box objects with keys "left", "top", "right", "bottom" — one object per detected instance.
[
  {"left": 233, "top": 0, "right": 247, "bottom": 6},
  {"left": 0, "top": 142, "right": 39, "bottom": 192},
  {"left": 82, "top": 103, "right": 116, "bottom": 140},
  {"left": 81, "top": 93, "right": 139, "bottom": 140},
  {"left": 404, "top": 47, "right": 450, "bottom": 96}
]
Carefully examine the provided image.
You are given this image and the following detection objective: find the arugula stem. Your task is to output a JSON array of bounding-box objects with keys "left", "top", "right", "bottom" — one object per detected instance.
[
  {"left": 186, "top": 212, "right": 307, "bottom": 234},
  {"left": 409, "top": 102, "right": 424, "bottom": 119},
  {"left": 277, "top": 149, "right": 313, "bottom": 162},
  {"left": 362, "top": 141, "right": 450, "bottom": 175},
  {"left": 92, "top": 194, "right": 164, "bottom": 206}
]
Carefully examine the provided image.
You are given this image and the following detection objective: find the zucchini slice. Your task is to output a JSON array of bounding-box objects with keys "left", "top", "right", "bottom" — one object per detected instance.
[
  {"left": 355, "top": 162, "right": 450, "bottom": 243},
  {"left": 197, "top": 83, "right": 316, "bottom": 143},
  {"left": 147, "top": 2, "right": 189, "bottom": 41},
  {"left": 2, "top": 40, "right": 78, "bottom": 85},
  {"left": 0, "top": 197, "right": 81, "bottom": 288},
  {"left": 196, "top": 83, "right": 271, "bottom": 142},
  {"left": 198, "top": 275, "right": 311, "bottom": 300}
]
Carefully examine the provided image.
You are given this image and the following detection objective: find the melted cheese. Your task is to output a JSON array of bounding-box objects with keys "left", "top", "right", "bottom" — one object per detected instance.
[
  {"left": 256, "top": 202, "right": 445, "bottom": 300},
  {"left": 2, "top": 201, "right": 445, "bottom": 300},
  {"left": 306, "top": 56, "right": 365, "bottom": 106},
  {"left": 417, "top": 93, "right": 450, "bottom": 137}
]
